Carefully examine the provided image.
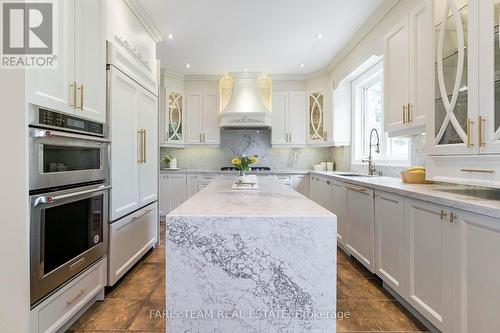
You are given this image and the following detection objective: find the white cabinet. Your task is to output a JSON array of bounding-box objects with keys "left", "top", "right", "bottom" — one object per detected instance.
[
  {"left": 27, "top": 0, "right": 105, "bottom": 123},
  {"left": 345, "top": 183, "right": 375, "bottom": 272},
  {"left": 330, "top": 180, "right": 347, "bottom": 246},
  {"left": 160, "top": 174, "right": 187, "bottom": 215},
  {"left": 308, "top": 92, "right": 326, "bottom": 143},
  {"left": 109, "top": 67, "right": 158, "bottom": 221},
  {"left": 427, "top": 0, "right": 500, "bottom": 187},
  {"left": 186, "top": 90, "right": 220, "bottom": 145},
  {"left": 159, "top": 175, "right": 167, "bottom": 217},
  {"left": 309, "top": 176, "right": 332, "bottom": 210},
  {"left": 275, "top": 175, "right": 293, "bottom": 188},
  {"left": 108, "top": 203, "right": 157, "bottom": 285},
  {"left": 271, "top": 91, "right": 306, "bottom": 146},
  {"left": 450, "top": 209, "right": 500, "bottom": 333},
  {"left": 384, "top": 2, "right": 430, "bottom": 136},
  {"left": 404, "top": 199, "right": 446, "bottom": 330},
  {"left": 375, "top": 191, "right": 405, "bottom": 295},
  {"left": 30, "top": 259, "right": 106, "bottom": 333}
]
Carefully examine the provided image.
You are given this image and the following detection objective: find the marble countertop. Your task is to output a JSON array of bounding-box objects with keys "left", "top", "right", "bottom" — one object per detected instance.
[
  {"left": 160, "top": 169, "right": 309, "bottom": 175},
  {"left": 169, "top": 176, "right": 334, "bottom": 218},
  {"left": 310, "top": 171, "right": 500, "bottom": 219}
]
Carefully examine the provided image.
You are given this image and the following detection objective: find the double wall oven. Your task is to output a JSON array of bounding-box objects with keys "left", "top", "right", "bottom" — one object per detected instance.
[{"left": 29, "top": 108, "right": 110, "bottom": 305}]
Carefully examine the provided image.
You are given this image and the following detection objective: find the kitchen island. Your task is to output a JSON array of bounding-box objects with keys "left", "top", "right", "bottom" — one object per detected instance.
[{"left": 166, "top": 176, "right": 337, "bottom": 333}]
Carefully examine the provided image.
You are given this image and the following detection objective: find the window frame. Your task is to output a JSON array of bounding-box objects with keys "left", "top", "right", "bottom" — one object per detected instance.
[{"left": 351, "top": 60, "right": 411, "bottom": 167}]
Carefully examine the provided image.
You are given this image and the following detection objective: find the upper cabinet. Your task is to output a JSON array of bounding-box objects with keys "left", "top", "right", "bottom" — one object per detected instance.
[
  {"left": 384, "top": 2, "right": 431, "bottom": 137},
  {"left": 271, "top": 91, "right": 306, "bottom": 146},
  {"left": 185, "top": 84, "right": 220, "bottom": 145},
  {"left": 427, "top": 0, "right": 500, "bottom": 187},
  {"left": 27, "top": 0, "right": 106, "bottom": 123},
  {"left": 165, "top": 90, "right": 185, "bottom": 144},
  {"left": 308, "top": 92, "right": 326, "bottom": 143}
]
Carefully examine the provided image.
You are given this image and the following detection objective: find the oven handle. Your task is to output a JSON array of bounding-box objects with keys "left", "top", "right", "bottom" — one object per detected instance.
[
  {"left": 32, "top": 185, "right": 111, "bottom": 207},
  {"left": 30, "top": 128, "right": 111, "bottom": 143}
]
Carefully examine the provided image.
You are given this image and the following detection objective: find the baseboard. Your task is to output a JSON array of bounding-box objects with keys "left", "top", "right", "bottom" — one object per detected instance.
[{"left": 382, "top": 282, "right": 441, "bottom": 333}]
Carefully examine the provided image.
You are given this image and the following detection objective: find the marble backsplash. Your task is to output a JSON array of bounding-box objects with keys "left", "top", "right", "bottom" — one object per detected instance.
[
  {"left": 161, "top": 129, "right": 335, "bottom": 170},
  {"left": 161, "top": 130, "right": 425, "bottom": 177}
]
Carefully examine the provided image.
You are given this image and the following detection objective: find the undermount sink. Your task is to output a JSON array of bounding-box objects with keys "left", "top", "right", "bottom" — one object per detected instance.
[{"left": 337, "top": 173, "right": 381, "bottom": 177}]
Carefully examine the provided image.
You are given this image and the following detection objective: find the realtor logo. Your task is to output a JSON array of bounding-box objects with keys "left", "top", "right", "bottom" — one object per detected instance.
[{"left": 1, "top": 0, "right": 58, "bottom": 68}]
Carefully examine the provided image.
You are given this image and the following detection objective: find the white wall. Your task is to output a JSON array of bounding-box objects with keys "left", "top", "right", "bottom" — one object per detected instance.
[{"left": 0, "top": 70, "right": 30, "bottom": 332}]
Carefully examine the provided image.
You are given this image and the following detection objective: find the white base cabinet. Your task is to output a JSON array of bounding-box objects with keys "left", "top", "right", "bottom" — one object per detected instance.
[
  {"left": 159, "top": 174, "right": 187, "bottom": 216},
  {"left": 108, "top": 202, "right": 157, "bottom": 286},
  {"left": 30, "top": 259, "right": 106, "bottom": 333},
  {"left": 330, "top": 180, "right": 347, "bottom": 246},
  {"left": 375, "top": 191, "right": 406, "bottom": 296},
  {"left": 292, "top": 174, "right": 309, "bottom": 196},
  {"left": 345, "top": 183, "right": 375, "bottom": 272}
]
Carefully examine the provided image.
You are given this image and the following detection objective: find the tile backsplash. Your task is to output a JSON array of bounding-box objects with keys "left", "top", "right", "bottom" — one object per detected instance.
[{"left": 161, "top": 129, "right": 335, "bottom": 170}]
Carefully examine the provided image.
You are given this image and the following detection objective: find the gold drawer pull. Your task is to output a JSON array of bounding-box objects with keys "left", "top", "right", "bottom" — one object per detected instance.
[
  {"left": 407, "top": 103, "right": 412, "bottom": 122},
  {"left": 78, "top": 84, "right": 84, "bottom": 110},
  {"left": 466, "top": 118, "right": 474, "bottom": 148},
  {"left": 66, "top": 288, "right": 87, "bottom": 305},
  {"left": 345, "top": 184, "right": 366, "bottom": 193},
  {"left": 70, "top": 82, "right": 77, "bottom": 109},
  {"left": 402, "top": 105, "right": 407, "bottom": 124},
  {"left": 460, "top": 169, "right": 494, "bottom": 174},
  {"left": 440, "top": 210, "right": 447, "bottom": 220}
]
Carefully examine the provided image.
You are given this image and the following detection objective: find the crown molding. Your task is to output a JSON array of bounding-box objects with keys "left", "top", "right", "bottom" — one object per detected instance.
[
  {"left": 123, "top": 0, "right": 164, "bottom": 43},
  {"left": 270, "top": 74, "right": 306, "bottom": 81},
  {"left": 184, "top": 74, "right": 224, "bottom": 81},
  {"left": 325, "top": 0, "right": 399, "bottom": 73},
  {"left": 161, "top": 69, "right": 185, "bottom": 81}
]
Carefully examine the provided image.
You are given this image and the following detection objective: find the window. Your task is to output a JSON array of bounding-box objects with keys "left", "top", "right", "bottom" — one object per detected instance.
[{"left": 351, "top": 61, "right": 410, "bottom": 166}]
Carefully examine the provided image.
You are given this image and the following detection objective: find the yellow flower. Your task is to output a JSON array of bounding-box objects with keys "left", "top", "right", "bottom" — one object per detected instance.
[
  {"left": 251, "top": 156, "right": 258, "bottom": 164},
  {"left": 232, "top": 158, "right": 241, "bottom": 165}
]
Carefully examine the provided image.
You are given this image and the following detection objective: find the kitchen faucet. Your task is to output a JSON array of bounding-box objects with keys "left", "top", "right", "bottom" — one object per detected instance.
[{"left": 362, "top": 128, "right": 381, "bottom": 176}]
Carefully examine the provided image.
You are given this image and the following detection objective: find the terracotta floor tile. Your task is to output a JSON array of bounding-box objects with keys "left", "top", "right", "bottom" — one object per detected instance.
[
  {"left": 145, "top": 247, "right": 165, "bottom": 263},
  {"left": 110, "top": 275, "right": 160, "bottom": 299},
  {"left": 337, "top": 299, "right": 371, "bottom": 319},
  {"left": 128, "top": 299, "right": 166, "bottom": 331},
  {"left": 150, "top": 279, "right": 166, "bottom": 300},
  {"left": 79, "top": 298, "right": 145, "bottom": 330}
]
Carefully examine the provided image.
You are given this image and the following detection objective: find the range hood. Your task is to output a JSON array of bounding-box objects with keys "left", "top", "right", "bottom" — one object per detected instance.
[{"left": 219, "top": 72, "right": 272, "bottom": 128}]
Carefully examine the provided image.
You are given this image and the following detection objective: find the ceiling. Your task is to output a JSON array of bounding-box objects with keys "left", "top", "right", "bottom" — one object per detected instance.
[{"left": 138, "top": 0, "right": 383, "bottom": 75}]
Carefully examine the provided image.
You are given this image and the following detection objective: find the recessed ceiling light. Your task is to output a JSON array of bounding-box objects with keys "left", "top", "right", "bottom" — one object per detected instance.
[
  {"left": 167, "top": 34, "right": 174, "bottom": 40},
  {"left": 299, "top": 63, "right": 305, "bottom": 68},
  {"left": 242, "top": 68, "right": 248, "bottom": 72},
  {"left": 315, "top": 33, "right": 324, "bottom": 39},
  {"left": 185, "top": 63, "right": 191, "bottom": 69}
]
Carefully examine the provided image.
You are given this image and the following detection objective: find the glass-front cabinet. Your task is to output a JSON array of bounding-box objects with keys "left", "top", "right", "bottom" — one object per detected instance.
[
  {"left": 165, "top": 91, "right": 185, "bottom": 144},
  {"left": 430, "top": 0, "right": 478, "bottom": 155},
  {"left": 308, "top": 92, "right": 325, "bottom": 142},
  {"left": 480, "top": 0, "right": 500, "bottom": 153}
]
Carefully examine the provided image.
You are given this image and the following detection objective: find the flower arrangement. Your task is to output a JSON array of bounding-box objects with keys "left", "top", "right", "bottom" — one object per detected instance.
[{"left": 231, "top": 155, "right": 258, "bottom": 175}]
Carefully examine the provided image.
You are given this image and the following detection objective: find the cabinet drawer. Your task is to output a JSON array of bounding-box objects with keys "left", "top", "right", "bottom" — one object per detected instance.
[
  {"left": 31, "top": 259, "right": 106, "bottom": 333},
  {"left": 427, "top": 155, "right": 500, "bottom": 188},
  {"left": 108, "top": 202, "right": 157, "bottom": 285},
  {"left": 275, "top": 175, "right": 292, "bottom": 186}
]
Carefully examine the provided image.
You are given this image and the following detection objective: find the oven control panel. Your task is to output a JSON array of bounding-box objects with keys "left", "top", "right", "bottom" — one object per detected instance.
[{"left": 38, "top": 109, "right": 104, "bottom": 136}]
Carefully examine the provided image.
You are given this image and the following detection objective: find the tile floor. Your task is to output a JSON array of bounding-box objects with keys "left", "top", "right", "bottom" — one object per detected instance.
[{"left": 68, "top": 222, "right": 428, "bottom": 333}]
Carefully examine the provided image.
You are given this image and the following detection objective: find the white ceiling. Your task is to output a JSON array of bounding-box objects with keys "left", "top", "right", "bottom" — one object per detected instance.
[{"left": 138, "top": 0, "right": 383, "bottom": 75}]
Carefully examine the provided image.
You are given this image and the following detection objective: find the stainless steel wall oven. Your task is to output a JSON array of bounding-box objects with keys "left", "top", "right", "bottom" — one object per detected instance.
[{"left": 29, "top": 107, "right": 110, "bottom": 305}]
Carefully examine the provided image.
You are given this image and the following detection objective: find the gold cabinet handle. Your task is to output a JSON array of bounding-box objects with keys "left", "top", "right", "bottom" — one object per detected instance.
[
  {"left": 70, "top": 82, "right": 77, "bottom": 109},
  {"left": 78, "top": 84, "right": 84, "bottom": 110},
  {"left": 440, "top": 210, "right": 447, "bottom": 220},
  {"left": 407, "top": 103, "right": 412, "bottom": 122},
  {"left": 466, "top": 118, "right": 474, "bottom": 148},
  {"left": 449, "top": 212, "right": 457, "bottom": 223},
  {"left": 345, "top": 184, "right": 366, "bottom": 193},
  {"left": 137, "top": 129, "right": 143, "bottom": 163},
  {"left": 479, "top": 116, "right": 486, "bottom": 147},
  {"left": 66, "top": 288, "right": 87, "bottom": 306},
  {"left": 402, "top": 105, "right": 407, "bottom": 124},
  {"left": 142, "top": 129, "right": 147, "bottom": 163},
  {"left": 460, "top": 168, "right": 494, "bottom": 174}
]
